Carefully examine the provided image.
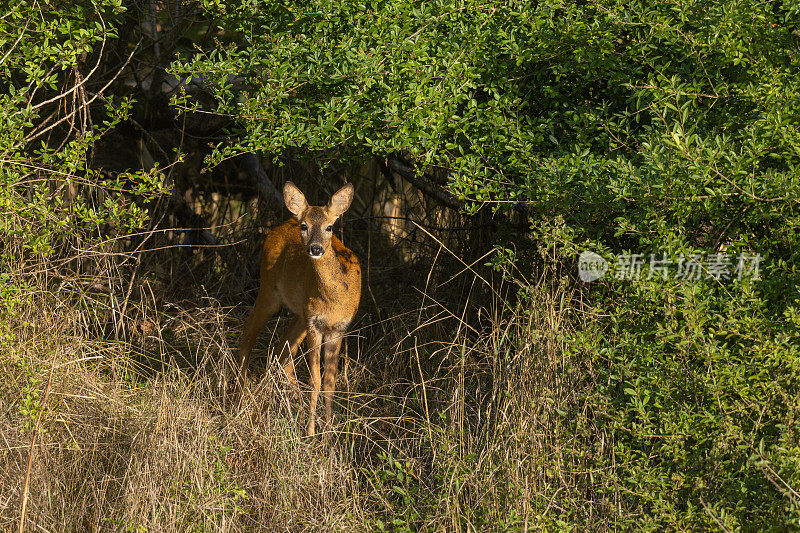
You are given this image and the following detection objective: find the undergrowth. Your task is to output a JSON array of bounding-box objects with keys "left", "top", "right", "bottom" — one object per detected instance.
[
  {"left": 2, "top": 241, "right": 799, "bottom": 531},
  {"left": 0, "top": 252, "right": 593, "bottom": 531}
]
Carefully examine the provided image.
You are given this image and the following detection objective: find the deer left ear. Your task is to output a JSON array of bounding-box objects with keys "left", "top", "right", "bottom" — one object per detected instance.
[
  {"left": 284, "top": 181, "right": 308, "bottom": 218},
  {"left": 328, "top": 183, "right": 354, "bottom": 217}
]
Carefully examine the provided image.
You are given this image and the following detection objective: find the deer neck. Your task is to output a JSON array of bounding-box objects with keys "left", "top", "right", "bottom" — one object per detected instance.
[{"left": 308, "top": 252, "right": 345, "bottom": 295}]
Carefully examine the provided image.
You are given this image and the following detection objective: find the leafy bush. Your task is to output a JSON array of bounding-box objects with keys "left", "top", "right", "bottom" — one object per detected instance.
[{"left": 0, "top": 0, "right": 165, "bottom": 333}]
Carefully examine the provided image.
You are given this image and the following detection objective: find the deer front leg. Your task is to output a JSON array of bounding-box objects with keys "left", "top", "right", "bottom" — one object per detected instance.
[
  {"left": 322, "top": 333, "right": 343, "bottom": 429},
  {"left": 238, "top": 287, "right": 280, "bottom": 389},
  {"left": 276, "top": 315, "right": 307, "bottom": 399},
  {"left": 306, "top": 326, "right": 323, "bottom": 437}
]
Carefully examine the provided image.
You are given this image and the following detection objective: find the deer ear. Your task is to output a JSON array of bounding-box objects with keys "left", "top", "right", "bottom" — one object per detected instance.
[
  {"left": 284, "top": 182, "right": 308, "bottom": 217},
  {"left": 328, "top": 183, "right": 354, "bottom": 217}
]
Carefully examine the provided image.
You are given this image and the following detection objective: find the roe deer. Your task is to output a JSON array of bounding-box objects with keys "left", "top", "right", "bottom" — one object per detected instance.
[{"left": 238, "top": 181, "right": 361, "bottom": 436}]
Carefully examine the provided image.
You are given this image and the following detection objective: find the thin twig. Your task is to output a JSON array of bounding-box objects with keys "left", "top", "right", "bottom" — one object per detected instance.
[{"left": 18, "top": 350, "right": 57, "bottom": 533}]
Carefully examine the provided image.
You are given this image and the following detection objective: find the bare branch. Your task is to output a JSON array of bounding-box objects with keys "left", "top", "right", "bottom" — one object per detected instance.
[{"left": 380, "top": 155, "right": 465, "bottom": 211}]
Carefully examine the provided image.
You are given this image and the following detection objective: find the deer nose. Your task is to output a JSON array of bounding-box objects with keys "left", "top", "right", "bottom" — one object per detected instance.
[{"left": 308, "top": 244, "right": 324, "bottom": 257}]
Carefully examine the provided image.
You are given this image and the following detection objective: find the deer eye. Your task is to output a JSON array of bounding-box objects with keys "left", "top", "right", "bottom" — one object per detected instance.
[
  {"left": 299, "top": 223, "right": 308, "bottom": 231},
  {"left": 325, "top": 225, "right": 333, "bottom": 232}
]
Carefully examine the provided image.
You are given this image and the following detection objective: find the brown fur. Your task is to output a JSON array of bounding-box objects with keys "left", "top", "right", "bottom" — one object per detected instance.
[{"left": 238, "top": 182, "right": 361, "bottom": 437}]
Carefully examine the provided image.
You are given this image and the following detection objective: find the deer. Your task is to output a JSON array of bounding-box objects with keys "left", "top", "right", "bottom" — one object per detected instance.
[{"left": 238, "top": 181, "right": 361, "bottom": 437}]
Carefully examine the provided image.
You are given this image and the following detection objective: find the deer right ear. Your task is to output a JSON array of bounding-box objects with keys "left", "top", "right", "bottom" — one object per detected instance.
[
  {"left": 328, "top": 182, "right": 354, "bottom": 217},
  {"left": 284, "top": 182, "right": 308, "bottom": 217}
]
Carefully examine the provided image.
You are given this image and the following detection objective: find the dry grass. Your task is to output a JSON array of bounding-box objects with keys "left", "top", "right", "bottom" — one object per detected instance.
[
  {"left": 0, "top": 260, "right": 614, "bottom": 532},
  {"left": 0, "top": 176, "right": 613, "bottom": 531}
]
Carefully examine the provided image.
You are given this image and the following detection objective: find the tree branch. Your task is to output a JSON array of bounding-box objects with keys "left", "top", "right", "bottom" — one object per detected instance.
[
  {"left": 379, "top": 155, "right": 465, "bottom": 211},
  {"left": 239, "top": 152, "right": 284, "bottom": 211}
]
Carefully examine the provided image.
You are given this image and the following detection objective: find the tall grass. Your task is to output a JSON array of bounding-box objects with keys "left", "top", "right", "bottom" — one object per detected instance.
[
  {"left": 3, "top": 178, "right": 796, "bottom": 530},
  {"left": 0, "top": 251, "right": 597, "bottom": 531}
]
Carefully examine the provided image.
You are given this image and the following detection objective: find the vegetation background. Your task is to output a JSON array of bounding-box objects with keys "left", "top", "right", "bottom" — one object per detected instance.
[{"left": 1, "top": 0, "right": 798, "bottom": 530}]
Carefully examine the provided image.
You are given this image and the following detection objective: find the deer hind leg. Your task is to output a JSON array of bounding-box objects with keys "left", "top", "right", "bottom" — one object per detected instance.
[
  {"left": 305, "top": 327, "right": 323, "bottom": 437},
  {"left": 322, "top": 333, "right": 344, "bottom": 430},
  {"left": 275, "top": 315, "right": 307, "bottom": 397},
  {"left": 238, "top": 285, "right": 281, "bottom": 388}
]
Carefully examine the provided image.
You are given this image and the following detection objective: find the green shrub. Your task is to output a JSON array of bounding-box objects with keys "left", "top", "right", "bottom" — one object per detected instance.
[{"left": 0, "top": 0, "right": 165, "bottom": 334}]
